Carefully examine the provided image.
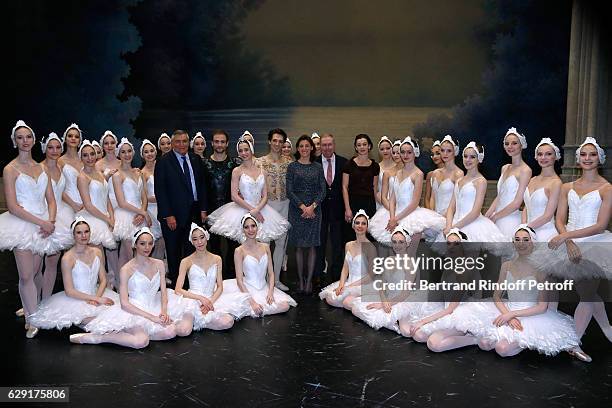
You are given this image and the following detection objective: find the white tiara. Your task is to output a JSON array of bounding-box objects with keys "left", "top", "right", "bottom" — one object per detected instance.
[
  {"left": 190, "top": 132, "right": 206, "bottom": 149},
  {"left": 400, "top": 136, "right": 420, "bottom": 157},
  {"left": 534, "top": 138, "right": 561, "bottom": 161},
  {"left": 352, "top": 209, "right": 370, "bottom": 226},
  {"left": 241, "top": 212, "right": 259, "bottom": 227},
  {"left": 132, "top": 227, "right": 154, "bottom": 248},
  {"left": 378, "top": 135, "right": 392, "bottom": 148},
  {"left": 78, "top": 139, "right": 95, "bottom": 158},
  {"left": 115, "top": 137, "right": 134, "bottom": 157},
  {"left": 236, "top": 136, "right": 254, "bottom": 154},
  {"left": 391, "top": 226, "right": 412, "bottom": 246},
  {"left": 62, "top": 123, "right": 83, "bottom": 143},
  {"left": 576, "top": 137, "right": 606, "bottom": 165},
  {"left": 40, "top": 132, "right": 64, "bottom": 154},
  {"left": 100, "top": 130, "right": 118, "bottom": 146},
  {"left": 463, "top": 141, "right": 484, "bottom": 163},
  {"left": 11, "top": 120, "right": 35, "bottom": 148},
  {"left": 514, "top": 224, "right": 537, "bottom": 242},
  {"left": 504, "top": 127, "right": 527, "bottom": 149},
  {"left": 157, "top": 133, "right": 170, "bottom": 149}
]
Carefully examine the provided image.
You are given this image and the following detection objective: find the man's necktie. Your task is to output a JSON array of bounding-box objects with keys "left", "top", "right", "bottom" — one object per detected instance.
[
  {"left": 181, "top": 155, "right": 194, "bottom": 198},
  {"left": 326, "top": 159, "right": 333, "bottom": 186}
]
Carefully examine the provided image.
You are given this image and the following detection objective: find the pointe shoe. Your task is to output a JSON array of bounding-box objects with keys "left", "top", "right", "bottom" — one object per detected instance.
[
  {"left": 25, "top": 325, "right": 39, "bottom": 339},
  {"left": 568, "top": 347, "right": 592, "bottom": 363},
  {"left": 69, "top": 333, "right": 89, "bottom": 344},
  {"left": 282, "top": 255, "right": 288, "bottom": 272},
  {"left": 15, "top": 308, "right": 24, "bottom": 317},
  {"left": 275, "top": 281, "right": 289, "bottom": 291}
]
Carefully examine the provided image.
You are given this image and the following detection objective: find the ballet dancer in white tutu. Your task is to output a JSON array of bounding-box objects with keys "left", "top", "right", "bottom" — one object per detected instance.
[
  {"left": 451, "top": 225, "right": 586, "bottom": 360},
  {"left": 207, "top": 137, "right": 290, "bottom": 243},
  {"left": 91, "top": 140, "right": 103, "bottom": 161},
  {"left": 223, "top": 214, "right": 297, "bottom": 317},
  {"left": 530, "top": 137, "right": 612, "bottom": 355},
  {"left": 369, "top": 136, "right": 445, "bottom": 245},
  {"left": 485, "top": 127, "right": 531, "bottom": 238},
  {"left": 140, "top": 139, "right": 166, "bottom": 260},
  {"left": 112, "top": 138, "right": 152, "bottom": 270},
  {"left": 59, "top": 123, "right": 84, "bottom": 219},
  {"left": 320, "top": 210, "right": 377, "bottom": 309},
  {"left": 76, "top": 227, "right": 193, "bottom": 347},
  {"left": 424, "top": 139, "right": 444, "bottom": 210},
  {"left": 1, "top": 121, "right": 72, "bottom": 337},
  {"left": 428, "top": 135, "right": 464, "bottom": 216},
  {"left": 439, "top": 142, "right": 507, "bottom": 247},
  {"left": 29, "top": 217, "right": 119, "bottom": 333},
  {"left": 398, "top": 229, "right": 480, "bottom": 349},
  {"left": 375, "top": 136, "right": 398, "bottom": 211},
  {"left": 522, "top": 138, "right": 562, "bottom": 242},
  {"left": 351, "top": 227, "right": 422, "bottom": 333},
  {"left": 174, "top": 223, "right": 251, "bottom": 330}
]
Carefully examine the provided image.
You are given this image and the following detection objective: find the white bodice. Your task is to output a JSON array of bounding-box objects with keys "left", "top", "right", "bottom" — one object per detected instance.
[
  {"left": 102, "top": 168, "right": 118, "bottom": 208},
  {"left": 505, "top": 271, "right": 538, "bottom": 310},
  {"left": 393, "top": 176, "right": 415, "bottom": 213},
  {"left": 523, "top": 188, "right": 549, "bottom": 223},
  {"left": 72, "top": 256, "right": 101, "bottom": 296},
  {"left": 62, "top": 163, "right": 82, "bottom": 204},
  {"left": 453, "top": 180, "right": 478, "bottom": 221},
  {"left": 345, "top": 252, "right": 365, "bottom": 284},
  {"left": 15, "top": 172, "right": 48, "bottom": 215},
  {"left": 239, "top": 173, "right": 265, "bottom": 207},
  {"left": 146, "top": 175, "right": 155, "bottom": 200},
  {"left": 433, "top": 178, "right": 454, "bottom": 215},
  {"left": 51, "top": 173, "right": 66, "bottom": 208},
  {"left": 378, "top": 168, "right": 385, "bottom": 194},
  {"left": 567, "top": 189, "right": 602, "bottom": 230},
  {"left": 88, "top": 179, "right": 110, "bottom": 215},
  {"left": 497, "top": 175, "right": 520, "bottom": 209},
  {"left": 120, "top": 176, "right": 143, "bottom": 208},
  {"left": 242, "top": 254, "right": 268, "bottom": 290},
  {"left": 128, "top": 269, "right": 160, "bottom": 309},
  {"left": 188, "top": 263, "right": 217, "bottom": 297}
]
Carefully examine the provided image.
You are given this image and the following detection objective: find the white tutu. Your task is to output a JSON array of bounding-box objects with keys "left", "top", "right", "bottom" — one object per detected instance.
[
  {"left": 223, "top": 279, "right": 296, "bottom": 317},
  {"left": 414, "top": 302, "right": 472, "bottom": 336},
  {"left": 319, "top": 252, "right": 367, "bottom": 303},
  {"left": 113, "top": 207, "right": 146, "bottom": 241},
  {"left": 207, "top": 202, "right": 290, "bottom": 243},
  {"left": 77, "top": 209, "right": 117, "bottom": 249},
  {"left": 369, "top": 207, "right": 445, "bottom": 245},
  {"left": 147, "top": 203, "right": 162, "bottom": 239},
  {"left": 0, "top": 211, "right": 72, "bottom": 256},
  {"left": 455, "top": 300, "right": 580, "bottom": 356},
  {"left": 183, "top": 288, "right": 251, "bottom": 330},
  {"left": 529, "top": 232, "right": 612, "bottom": 280},
  {"left": 29, "top": 289, "right": 119, "bottom": 330},
  {"left": 495, "top": 211, "right": 522, "bottom": 239},
  {"left": 85, "top": 289, "right": 190, "bottom": 335},
  {"left": 319, "top": 281, "right": 362, "bottom": 302}
]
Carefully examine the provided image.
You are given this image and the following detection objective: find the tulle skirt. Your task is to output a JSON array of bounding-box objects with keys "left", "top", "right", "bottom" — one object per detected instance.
[
  {"left": 84, "top": 289, "right": 189, "bottom": 335},
  {"left": 529, "top": 230, "right": 612, "bottom": 280},
  {"left": 113, "top": 207, "right": 146, "bottom": 241},
  {"left": 454, "top": 300, "right": 580, "bottom": 356},
  {"left": 0, "top": 209, "right": 73, "bottom": 255},
  {"left": 223, "top": 279, "right": 297, "bottom": 317},
  {"left": 29, "top": 289, "right": 119, "bottom": 330},
  {"left": 207, "top": 202, "right": 291, "bottom": 243},
  {"left": 147, "top": 203, "right": 162, "bottom": 239},
  {"left": 369, "top": 206, "right": 445, "bottom": 245},
  {"left": 76, "top": 209, "right": 117, "bottom": 249},
  {"left": 183, "top": 288, "right": 251, "bottom": 330},
  {"left": 319, "top": 279, "right": 363, "bottom": 303},
  {"left": 495, "top": 210, "right": 522, "bottom": 239},
  {"left": 533, "top": 221, "right": 558, "bottom": 242}
]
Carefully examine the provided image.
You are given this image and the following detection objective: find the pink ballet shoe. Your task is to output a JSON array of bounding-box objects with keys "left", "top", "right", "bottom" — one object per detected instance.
[
  {"left": 69, "top": 333, "right": 89, "bottom": 344},
  {"left": 568, "top": 347, "right": 592, "bottom": 363},
  {"left": 15, "top": 308, "right": 24, "bottom": 317},
  {"left": 25, "top": 325, "right": 39, "bottom": 339}
]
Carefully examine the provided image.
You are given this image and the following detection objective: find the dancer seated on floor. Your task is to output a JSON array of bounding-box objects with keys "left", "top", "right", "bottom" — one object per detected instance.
[
  {"left": 452, "top": 225, "right": 588, "bottom": 361},
  {"left": 319, "top": 209, "right": 377, "bottom": 310},
  {"left": 74, "top": 227, "right": 193, "bottom": 348},
  {"left": 351, "top": 227, "right": 422, "bottom": 333},
  {"left": 223, "top": 213, "right": 297, "bottom": 317},
  {"left": 398, "top": 228, "right": 481, "bottom": 348},
  {"left": 29, "top": 217, "right": 119, "bottom": 333},
  {"left": 174, "top": 223, "right": 251, "bottom": 331}
]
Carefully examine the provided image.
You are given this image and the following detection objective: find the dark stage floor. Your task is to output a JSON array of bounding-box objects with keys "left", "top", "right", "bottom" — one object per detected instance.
[{"left": 1, "top": 252, "right": 610, "bottom": 408}]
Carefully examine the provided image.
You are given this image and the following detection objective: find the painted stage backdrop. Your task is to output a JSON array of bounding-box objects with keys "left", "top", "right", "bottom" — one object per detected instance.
[{"left": 9, "top": 0, "right": 574, "bottom": 178}]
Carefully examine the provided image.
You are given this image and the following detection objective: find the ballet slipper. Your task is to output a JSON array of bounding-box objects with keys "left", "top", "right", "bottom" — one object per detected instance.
[
  {"left": 69, "top": 333, "right": 89, "bottom": 344},
  {"left": 25, "top": 325, "right": 39, "bottom": 339},
  {"left": 15, "top": 308, "right": 24, "bottom": 317},
  {"left": 568, "top": 347, "right": 592, "bottom": 363},
  {"left": 275, "top": 281, "right": 289, "bottom": 291}
]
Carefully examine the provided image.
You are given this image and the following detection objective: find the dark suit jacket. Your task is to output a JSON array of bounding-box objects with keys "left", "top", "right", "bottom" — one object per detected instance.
[
  {"left": 316, "top": 154, "right": 347, "bottom": 221},
  {"left": 154, "top": 151, "right": 208, "bottom": 226}
]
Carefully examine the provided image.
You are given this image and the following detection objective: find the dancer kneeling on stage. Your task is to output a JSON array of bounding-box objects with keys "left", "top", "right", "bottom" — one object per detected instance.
[
  {"left": 223, "top": 214, "right": 297, "bottom": 317},
  {"left": 174, "top": 223, "right": 251, "bottom": 331},
  {"left": 74, "top": 227, "right": 193, "bottom": 348}
]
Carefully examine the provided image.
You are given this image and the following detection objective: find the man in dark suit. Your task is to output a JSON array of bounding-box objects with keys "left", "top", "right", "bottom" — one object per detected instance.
[
  {"left": 154, "top": 130, "right": 208, "bottom": 283},
  {"left": 315, "top": 133, "right": 347, "bottom": 283}
]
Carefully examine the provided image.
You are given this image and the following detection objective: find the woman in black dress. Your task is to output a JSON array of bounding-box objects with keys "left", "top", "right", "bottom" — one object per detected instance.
[
  {"left": 286, "top": 135, "right": 326, "bottom": 294},
  {"left": 342, "top": 134, "right": 380, "bottom": 240}
]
